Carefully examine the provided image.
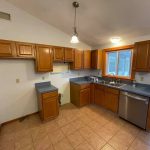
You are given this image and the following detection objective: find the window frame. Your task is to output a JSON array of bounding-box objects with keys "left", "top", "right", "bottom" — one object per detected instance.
[{"left": 102, "top": 45, "right": 135, "bottom": 80}]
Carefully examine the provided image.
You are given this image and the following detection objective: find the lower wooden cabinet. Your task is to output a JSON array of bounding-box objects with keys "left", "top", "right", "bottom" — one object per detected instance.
[
  {"left": 94, "top": 84, "right": 105, "bottom": 107},
  {"left": 70, "top": 83, "right": 90, "bottom": 107},
  {"left": 38, "top": 90, "right": 59, "bottom": 121},
  {"left": 93, "top": 84, "right": 119, "bottom": 113},
  {"left": 146, "top": 102, "right": 150, "bottom": 131},
  {"left": 105, "top": 87, "right": 119, "bottom": 113}
]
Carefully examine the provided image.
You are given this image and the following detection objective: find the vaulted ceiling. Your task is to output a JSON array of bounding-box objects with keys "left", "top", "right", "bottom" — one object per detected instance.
[{"left": 6, "top": 0, "right": 150, "bottom": 47}]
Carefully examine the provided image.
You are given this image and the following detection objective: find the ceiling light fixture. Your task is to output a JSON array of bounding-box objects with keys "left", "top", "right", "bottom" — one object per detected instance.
[
  {"left": 70, "top": 1, "right": 79, "bottom": 44},
  {"left": 110, "top": 37, "right": 121, "bottom": 44}
]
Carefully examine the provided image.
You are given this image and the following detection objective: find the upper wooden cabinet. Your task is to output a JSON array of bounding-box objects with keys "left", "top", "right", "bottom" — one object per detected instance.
[
  {"left": 53, "top": 46, "right": 64, "bottom": 62},
  {"left": 83, "top": 50, "right": 91, "bottom": 69},
  {"left": 0, "top": 40, "right": 16, "bottom": 57},
  {"left": 70, "top": 50, "right": 83, "bottom": 70},
  {"left": 35, "top": 44, "right": 53, "bottom": 72},
  {"left": 91, "top": 50, "right": 103, "bottom": 69},
  {"left": 16, "top": 42, "right": 35, "bottom": 58},
  {"left": 64, "top": 48, "right": 74, "bottom": 62},
  {"left": 134, "top": 41, "right": 150, "bottom": 72}
]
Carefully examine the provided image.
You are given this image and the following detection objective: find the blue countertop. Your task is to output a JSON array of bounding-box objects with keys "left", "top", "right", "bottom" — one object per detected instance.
[
  {"left": 70, "top": 77, "right": 150, "bottom": 97},
  {"left": 35, "top": 82, "right": 58, "bottom": 94}
]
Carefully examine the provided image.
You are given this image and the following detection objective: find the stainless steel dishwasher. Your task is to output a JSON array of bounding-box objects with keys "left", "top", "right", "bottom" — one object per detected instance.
[{"left": 118, "top": 91, "right": 149, "bottom": 129}]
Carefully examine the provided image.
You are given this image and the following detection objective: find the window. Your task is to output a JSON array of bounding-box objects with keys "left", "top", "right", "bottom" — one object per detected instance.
[{"left": 104, "top": 46, "right": 133, "bottom": 79}]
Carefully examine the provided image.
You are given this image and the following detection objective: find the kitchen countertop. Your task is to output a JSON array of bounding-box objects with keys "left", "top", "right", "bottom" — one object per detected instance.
[
  {"left": 35, "top": 81, "right": 58, "bottom": 94},
  {"left": 70, "top": 77, "right": 150, "bottom": 97}
]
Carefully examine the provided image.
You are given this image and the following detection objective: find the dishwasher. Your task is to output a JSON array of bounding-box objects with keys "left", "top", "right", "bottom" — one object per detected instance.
[{"left": 118, "top": 91, "right": 149, "bottom": 129}]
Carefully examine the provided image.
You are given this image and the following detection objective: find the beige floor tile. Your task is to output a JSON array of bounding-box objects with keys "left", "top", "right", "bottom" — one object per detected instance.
[
  {"left": 53, "top": 138, "right": 73, "bottom": 150},
  {"left": 96, "top": 126, "right": 118, "bottom": 141},
  {"left": 61, "top": 122, "right": 76, "bottom": 135},
  {"left": 86, "top": 133, "right": 106, "bottom": 150},
  {"left": 129, "top": 138, "right": 150, "bottom": 150},
  {"left": 67, "top": 132, "right": 85, "bottom": 148},
  {"left": 109, "top": 130, "right": 136, "bottom": 150},
  {"left": 44, "top": 120, "right": 59, "bottom": 134},
  {"left": 48, "top": 129, "right": 65, "bottom": 144},
  {"left": 30, "top": 126, "right": 47, "bottom": 142},
  {"left": 136, "top": 130, "right": 150, "bottom": 146},
  {"left": 75, "top": 141, "right": 94, "bottom": 150},
  {"left": 0, "top": 133, "right": 15, "bottom": 149},
  {"left": 78, "top": 114, "right": 92, "bottom": 124},
  {"left": 79, "top": 126, "right": 95, "bottom": 139},
  {"left": 33, "top": 135, "right": 53, "bottom": 150},
  {"left": 72, "top": 119, "right": 85, "bottom": 130},
  {"left": 55, "top": 117, "right": 69, "bottom": 127},
  {"left": 14, "top": 135, "right": 33, "bottom": 150},
  {"left": 101, "top": 144, "right": 115, "bottom": 150},
  {"left": 87, "top": 120, "right": 101, "bottom": 131}
]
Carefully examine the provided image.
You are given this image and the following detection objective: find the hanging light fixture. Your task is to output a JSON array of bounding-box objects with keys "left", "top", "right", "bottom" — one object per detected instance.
[{"left": 70, "top": 1, "right": 80, "bottom": 44}]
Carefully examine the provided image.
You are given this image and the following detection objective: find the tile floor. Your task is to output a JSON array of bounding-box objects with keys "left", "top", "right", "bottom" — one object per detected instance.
[{"left": 0, "top": 103, "right": 150, "bottom": 150}]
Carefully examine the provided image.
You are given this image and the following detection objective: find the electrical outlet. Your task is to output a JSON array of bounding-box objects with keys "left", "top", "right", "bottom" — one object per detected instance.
[
  {"left": 42, "top": 76, "right": 45, "bottom": 80},
  {"left": 16, "top": 78, "right": 20, "bottom": 83}
]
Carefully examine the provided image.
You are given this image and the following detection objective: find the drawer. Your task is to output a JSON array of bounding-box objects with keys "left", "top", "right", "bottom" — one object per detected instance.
[
  {"left": 105, "top": 87, "right": 119, "bottom": 95},
  {"left": 42, "top": 90, "right": 58, "bottom": 99},
  {"left": 94, "top": 84, "right": 104, "bottom": 90},
  {"left": 80, "top": 84, "right": 90, "bottom": 89}
]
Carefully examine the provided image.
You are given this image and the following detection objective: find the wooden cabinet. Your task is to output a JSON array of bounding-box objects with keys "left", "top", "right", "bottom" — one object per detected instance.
[
  {"left": 134, "top": 41, "right": 150, "bottom": 72},
  {"left": 93, "top": 84, "right": 119, "bottom": 113},
  {"left": 94, "top": 84, "right": 105, "bottom": 107},
  {"left": 146, "top": 102, "right": 150, "bottom": 131},
  {"left": 0, "top": 40, "right": 16, "bottom": 57},
  {"left": 70, "top": 83, "right": 90, "bottom": 107},
  {"left": 70, "top": 50, "right": 83, "bottom": 70},
  {"left": 91, "top": 50, "right": 103, "bottom": 69},
  {"left": 64, "top": 48, "right": 74, "bottom": 62},
  {"left": 35, "top": 44, "right": 53, "bottom": 72},
  {"left": 53, "top": 46, "right": 64, "bottom": 62},
  {"left": 83, "top": 50, "right": 91, "bottom": 69},
  {"left": 16, "top": 42, "right": 35, "bottom": 58},
  {"left": 80, "top": 88, "right": 90, "bottom": 106},
  {"left": 105, "top": 87, "right": 119, "bottom": 113},
  {"left": 38, "top": 90, "right": 59, "bottom": 121}
]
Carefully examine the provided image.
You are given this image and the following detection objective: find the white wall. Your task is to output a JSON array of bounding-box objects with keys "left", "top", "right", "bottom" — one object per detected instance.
[
  {"left": 0, "top": 60, "right": 99, "bottom": 123},
  {"left": 0, "top": 0, "right": 91, "bottom": 50},
  {"left": 0, "top": 0, "right": 93, "bottom": 123}
]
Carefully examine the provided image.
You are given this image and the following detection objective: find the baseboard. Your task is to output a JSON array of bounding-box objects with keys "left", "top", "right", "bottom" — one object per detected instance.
[{"left": 2, "top": 111, "right": 39, "bottom": 126}]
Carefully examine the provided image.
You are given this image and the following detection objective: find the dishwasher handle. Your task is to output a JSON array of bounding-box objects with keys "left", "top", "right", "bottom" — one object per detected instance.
[{"left": 121, "top": 92, "right": 149, "bottom": 102}]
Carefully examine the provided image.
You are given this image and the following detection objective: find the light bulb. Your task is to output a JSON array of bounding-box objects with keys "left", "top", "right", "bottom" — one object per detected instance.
[
  {"left": 70, "top": 35, "right": 79, "bottom": 43},
  {"left": 110, "top": 37, "right": 121, "bottom": 44}
]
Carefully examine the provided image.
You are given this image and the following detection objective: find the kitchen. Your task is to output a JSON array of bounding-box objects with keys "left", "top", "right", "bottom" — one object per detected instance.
[{"left": 1, "top": 0, "right": 150, "bottom": 150}]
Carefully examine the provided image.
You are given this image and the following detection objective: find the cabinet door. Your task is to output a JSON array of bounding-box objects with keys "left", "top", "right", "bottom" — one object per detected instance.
[
  {"left": 80, "top": 88, "right": 90, "bottom": 106},
  {"left": 16, "top": 42, "right": 35, "bottom": 58},
  {"left": 35, "top": 45, "right": 53, "bottom": 72},
  {"left": 0, "top": 40, "right": 16, "bottom": 57},
  {"left": 91, "top": 50, "right": 102, "bottom": 69},
  {"left": 42, "top": 97, "right": 59, "bottom": 121},
  {"left": 53, "top": 46, "right": 64, "bottom": 62},
  {"left": 64, "top": 48, "right": 74, "bottom": 62},
  {"left": 105, "top": 92, "right": 119, "bottom": 113},
  {"left": 135, "top": 41, "right": 150, "bottom": 71},
  {"left": 70, "top": 50, "right": 83, "bottom": 70},
  {"left": 94, "top": 87, "right": 105, "bottom": 107},
  {"left": 83, "top": 50, "right": 91, "bottom": 69}
]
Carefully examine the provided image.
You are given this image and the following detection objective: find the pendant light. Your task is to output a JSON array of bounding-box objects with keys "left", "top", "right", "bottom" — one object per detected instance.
[{"left": 70, "top": 1, "right": 80, "bottom": 44}]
